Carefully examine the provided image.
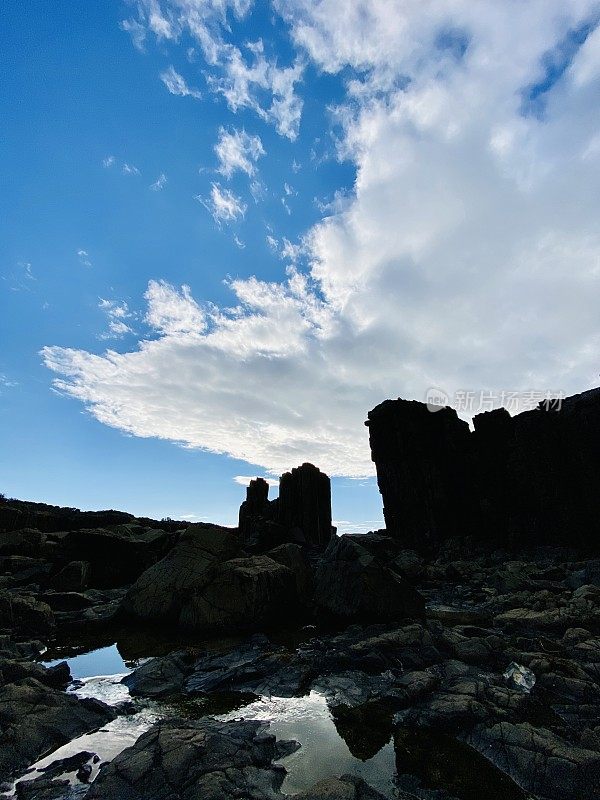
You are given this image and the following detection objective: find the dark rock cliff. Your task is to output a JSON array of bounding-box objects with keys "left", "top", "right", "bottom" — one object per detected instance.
[{"left": 366, "top": 387, "right": 600, "bottom": 552}]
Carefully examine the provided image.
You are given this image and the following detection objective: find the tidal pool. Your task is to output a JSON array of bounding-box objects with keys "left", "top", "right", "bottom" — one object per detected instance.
[
  {"left": 219, "top": 691, "right": 396, "bottom": 797},
  {"left": 42, "top": 643, "right": 132, "bottom": 679}
]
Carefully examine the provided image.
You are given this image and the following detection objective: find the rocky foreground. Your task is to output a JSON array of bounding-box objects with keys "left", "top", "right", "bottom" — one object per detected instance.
[{"left": 1, "top": 389, "right": 599, "bottom": 799}]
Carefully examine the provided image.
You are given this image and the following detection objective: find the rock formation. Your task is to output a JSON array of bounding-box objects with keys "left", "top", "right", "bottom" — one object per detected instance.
[
  {"left": 366, "top": 387, "right": 600, "bottom": 552},
  {"left": 238, "top": 463, "right": 334, "bottom": 550}
]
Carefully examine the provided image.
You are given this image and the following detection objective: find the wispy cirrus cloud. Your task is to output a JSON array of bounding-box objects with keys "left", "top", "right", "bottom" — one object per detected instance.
[
  {"left": 98, "top": 299, "right": 136, "bottom": 340},
  {"left": 123, "top": 2, "right": 303, "bottom": 138},
  {"left": 215, "top": 127, "right": 264, "bottom": 178},
  {"left": 196, "top": 182, "right": 247, "bottom": 224},
  {"left": 160, "top": 65, "right": 201, "bottom": 99},
  {"left": 150, "top": 173, "right": 167, "bottom": 191},
  {"left": 77, "top": 249, "right": 92, "bottom": 267}
]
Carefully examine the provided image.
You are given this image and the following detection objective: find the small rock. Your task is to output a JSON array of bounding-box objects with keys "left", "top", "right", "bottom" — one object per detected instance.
[{"left": 503, "top": 661, "right": 536, "bottom": 692}]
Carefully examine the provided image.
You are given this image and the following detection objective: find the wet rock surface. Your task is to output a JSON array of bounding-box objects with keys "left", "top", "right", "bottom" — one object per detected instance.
[{"left": 84, "top": 717, "right": 294, "bottom": 800}]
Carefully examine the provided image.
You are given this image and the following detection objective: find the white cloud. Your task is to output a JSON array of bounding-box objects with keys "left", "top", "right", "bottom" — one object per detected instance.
[
  {"left": 209, "top": 43, "right": 304, "bottom": 139},
  {"left": 45, "top": 2, "right": 600, "bottom": 479},
  {"left": 122, "top": 163, "right": 141, "bottom": 176},
  {"left": 150, "top": 173, "right": 168, "bottom": 191},
  {"left": 144, "top": 280, "right": 206, "bottom": 336},
  {"left": 160, "top": 65, "right": 202, "bottom": 98},
  {"left": 77, "top": 249, "right": 92, "bottom": 267},
  {"left": 0, "top": 374, "right": 18, "bottom": 392},
  {"left": 234, "top": 235, "right": 246, "bottom": 249},
  {"left": 124, "top": 2, "right": 303, "bottom": 138},
  {"left": 197, "top": 182, "right": 247, "bottom": 224},
  {"left": 215, "top": 127, "right": 265, "bottom": 178},
  {"left": 98, "top": 299, "right": 135, "bottom": 339},
  {"left": 333, "top": 520, "right": 384, "bottom": 535},
  {"left": 102, "top": 155, "right": 115, "bottom": 168}
]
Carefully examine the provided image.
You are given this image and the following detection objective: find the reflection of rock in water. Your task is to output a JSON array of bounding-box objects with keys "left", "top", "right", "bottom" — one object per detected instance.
[
  {"left": 394, "top": 726, "right": 527, "bottom": 800},
  {"left": 331, "top": 702, "right": 394, "bottom": 761}
]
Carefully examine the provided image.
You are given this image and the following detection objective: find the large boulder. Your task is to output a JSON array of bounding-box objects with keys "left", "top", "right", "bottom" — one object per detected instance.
[
  {"left": 60, "top": 525, "right": 177, "bottom": 588},
  {"left": 0, "top": 528, "right": 44, "bottom": 558},
  {"left": 0, "top": 678, "right": 115, "bottom": 783},
  {"left": 122, "top": 525, "right": 298, "bottom": 633},
  {"left": 314, "top": 534, "right": 425, "bottom": 624},
  {"left": 85, "top": 717, "right": 294, "bottom": 800},
  {"left": 0, "top": 591, "right": 54, "bottom": 635}
]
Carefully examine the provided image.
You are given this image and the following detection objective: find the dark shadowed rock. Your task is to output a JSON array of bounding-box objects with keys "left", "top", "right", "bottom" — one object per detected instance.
[
  {"left": 122, "top": 524, "right": 240, "bottom": 624},
  {"left": 0, "top": 529, "right": 45, "bottom": 558},
  {"left": 15, "top": 777, "right": 71, "bottom": 800},
  {"left": 123, "top": 525, "right": 298, "bottom": 633},
  {"left": 61, "top": 525, "right": 177, "bottom": 588},
  {"left": 367, "top": 387, "right": 600, "bottom": 552},
  {"left": 238, "top": 465, "right": 335, "bottom": 552},
  {"left": 122, "top": 650, "right": 194, "bottom": 697},
  {"left": 51, "top": 560, "right": 90, "bottom": 592},
  {"left": 394, "top": 726, "right": 527, "bottom": 800},
  {"left": 84, "top": 717, "right": 294, "bottom": 800},
  {"left": 278, "top": 463, "right": 334, "bottom": 548},
  {"left": 185, "top": 634, "right": 310, "bottom": 698},
  {"left": 314, "top": 534, "right": 425, "bottom": 623},
  {"left": 464, "top": 721, "right": 600, "bottom": 800},
  {"left": 0, "top": 591, "right": 54, "bottom": 635},
  {"left": 366, "top": 399, "right": 475, "bottom": 552},
  {"left": 267, "top": 543, "right": 314, "bottom": 598},
  {"left": 0, "top": 678, "right": 115, "bottom": 783}
]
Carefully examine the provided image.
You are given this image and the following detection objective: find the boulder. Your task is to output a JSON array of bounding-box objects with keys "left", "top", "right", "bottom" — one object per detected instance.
[
  {"left": 179, "top": 555, "right": 298, "bottom": 631},
  {"left": 267, "top": 543, "right": 313, "bottom": 597},
  {"left": 122, "top": 650, "right": 194, "bottom": 698},
  {"left": 464, "top": 721, "right": 600, "bottom": 800},
  {"left": 185, "top": 634, "right": 311, "bottom": 698},
  {"left": 314, "top": 534, "right": 425, "bottom": 623},
  {"left": 0, "top": 591, "right": 54, "bottom": 635},
  {"left": 123, "top": 526, "right": 298, "bottom": 633},
  {"left": 0, "top": 528, "right": 44, "bottom": 558},
  {"left": 0, "top": 678, "right": 115, "bottom": 783},
  {"left": 51, "top": 560, "right": 90, "bottom": 592},
  {"left": 85, "top": 717, "right": 296, "bottom": 800},
  {"left": 61, "top": 525, "right": 176, "bottom": 588}
]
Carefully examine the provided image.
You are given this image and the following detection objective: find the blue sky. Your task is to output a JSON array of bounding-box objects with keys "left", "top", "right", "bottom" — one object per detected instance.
[{"left": 2, "top": 1, "right": 599, "bottom": 528}]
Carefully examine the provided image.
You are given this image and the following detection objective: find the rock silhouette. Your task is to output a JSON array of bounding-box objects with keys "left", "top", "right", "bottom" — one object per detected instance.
[
  {"left": 239, "top": 462, "right": 335, "bottom": 551},
  {"left": 367, "top": 387, "right": 600, "bottom": 552}
]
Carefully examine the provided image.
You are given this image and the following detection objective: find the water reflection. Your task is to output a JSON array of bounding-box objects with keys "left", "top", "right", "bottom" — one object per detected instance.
[{"left": 219, "top": 691, "right": 396, "bottom": 797}]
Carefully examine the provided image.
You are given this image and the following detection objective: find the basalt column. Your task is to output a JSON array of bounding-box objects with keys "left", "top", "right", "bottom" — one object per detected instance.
[
  {"left": 278, "top": 463, "right": 334, "bottom": 548},
  {"left": 366, "top": 399, "right": 476, "bottom": 552}
]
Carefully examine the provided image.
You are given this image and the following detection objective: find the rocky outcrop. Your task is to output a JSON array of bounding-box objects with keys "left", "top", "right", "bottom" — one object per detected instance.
[
  {"left": 238, "top": 463, "right": 334, "bottom": 551},
  {"left": 85, "top": 717, "right": 295, "bottom": 800},
  {"left": 122, "top": 524, "right": 299, "bottom": 633},
  {"left": 314, "top": 534, "right": 425, "bottom": 624},
  {"left": 60, "top": 525, "right": 177, "bottom": 588},
  {"left": 366, "top": 387, "right": 600, "bottom": 552},
  {"left": 0, "top": 677, "right": 115, "bottom": 783},
  {"left": 278, "top": 463, "right": 334, "bottom": 548}
]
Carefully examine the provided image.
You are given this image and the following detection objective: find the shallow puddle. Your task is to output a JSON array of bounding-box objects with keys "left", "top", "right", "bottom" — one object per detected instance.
[
  {"left": 42, "top": 644, "right": 132, "bottom": 679},
  {"left": 219, "top": 691, "right": 396, "bottom": 797}
]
